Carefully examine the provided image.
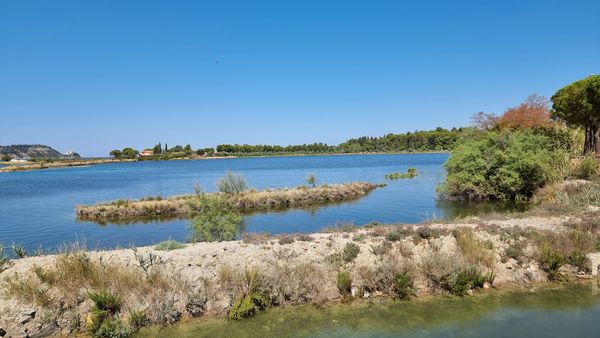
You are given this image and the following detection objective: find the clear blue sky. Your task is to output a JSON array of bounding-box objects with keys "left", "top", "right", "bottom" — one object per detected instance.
[{"left": 1, "top": 0, "right": 599, "bottom": 156}]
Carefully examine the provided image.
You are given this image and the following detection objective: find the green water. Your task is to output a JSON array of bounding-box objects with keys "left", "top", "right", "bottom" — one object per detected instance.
[{"left": 139, "top": 282, "right": 600, "bottom": 337}]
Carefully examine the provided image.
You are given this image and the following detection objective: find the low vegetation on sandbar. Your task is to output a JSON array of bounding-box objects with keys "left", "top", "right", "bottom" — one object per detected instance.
[
  {"left": 75, "top": 173, "right": 383, "bottom": 221},
  {"left": 385, "top": 168, "right": 418, "bottom": 180}
]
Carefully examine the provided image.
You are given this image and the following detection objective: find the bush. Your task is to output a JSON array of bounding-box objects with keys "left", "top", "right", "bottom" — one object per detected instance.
[
  {"left": 415, "top": 226, "right": 440, "bottom": 240},
  {"left": 438, "top": 129, "right": 571, "bottom": 201},
  {"left": 128, "top": 310, "right": 147, "bottom": 330},
  {"left": 154, "top": 239, "right": 185, "bottom": 251},
  {"left": 442, "top": 267, "right": 494, "bottom": 296},
  {"left": 217, "top": 171, "right": 248, "bottom": 194},
  {"left": 453, "top": 228, "right": 495, "bottom": 268},
  {"left": 342, "top": 242, "right": 360, "bottom": 263},
  {"left": 88, "top": 290, "right": 122, "bottom": 314},
  {"left": 574, "top": 157, "right": 599, "bottom": 180},
  {"left": 93, "top": 318, "right": 129, "bottom": 338},
  {"left": 229, "top": 292, "right": 270, "bottom": 320},
  {"left": 11, "top": 242, "right": 27, "bottom": 258},
  {"left": 386, "top": 231, "right": 402, "bottom": 242},
  {"left": 393, "top": 271, "right": 414, "bottom": 300},
  {"left": 336, "top": 271, "right": 352, "bottom": 296},
  {"left": 88, "top": 291, "right": 125, "bottom": 337}
]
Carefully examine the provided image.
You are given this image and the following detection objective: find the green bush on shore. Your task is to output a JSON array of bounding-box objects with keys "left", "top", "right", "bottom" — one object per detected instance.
[{"left": 438, "top": 128, "right": 573, "bottom": 201}]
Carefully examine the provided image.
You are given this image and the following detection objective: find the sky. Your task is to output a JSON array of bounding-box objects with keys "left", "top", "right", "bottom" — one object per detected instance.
[{"left": 1, "top": 0, "right": 599, "bottom": 157}]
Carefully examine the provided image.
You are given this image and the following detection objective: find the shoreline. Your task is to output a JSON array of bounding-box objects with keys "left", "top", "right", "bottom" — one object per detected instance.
[
  {"left": 0, "top": 151, "right": 448, "bottom": 173},
  {"left": 1, "top": 214, "right": 598, "bottom": 337}
]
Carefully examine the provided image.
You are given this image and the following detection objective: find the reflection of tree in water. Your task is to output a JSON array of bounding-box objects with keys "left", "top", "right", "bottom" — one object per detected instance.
[{"left": 435, "top": 200, "right": 528, "bottom": 220}]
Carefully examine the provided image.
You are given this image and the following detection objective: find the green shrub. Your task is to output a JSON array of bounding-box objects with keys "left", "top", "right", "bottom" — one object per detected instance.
[
  {"left": 217, "top": 171, "right": 248, "bottom": 194},
  {"left": 128, "top": 310, "right": 147, "bottom": 330},
  {"left": 386, "top": 231, "right": 402, "bottom": 242},
  {"left": 567, "top": 251, "right": 589, "bottom": 272},
  {"left": 415, "top": 226, "right": 440, "bottom": 240},
  {"left": 575, "top": 157, "right": 599, "bottom": 180},
  {"left": 342, "top": 242, "right": 360, "bottom": 263},
  {"left": 11, "top": 242, "right": 27, "bottom": 258},
  {"left": 337, "top": 271, "right": 352, "bottom": 296},
  {"left": 94, "top": 318, "right": 129, "bottom": 338},
  {"left": 228, "top": 292, "right": 270, "bottom": 320},
  {"left": 438, "top": 129, "right": 571, "bottom": 201},
  {"left": 393, "top": 272, "right": 415, "bottom": 300},
  {"left": 442, "top": 267, "right": 494, "bottom": 296},
  {"left": 88, "top": 291, "right": 122, "bottom": 314},
  {"left": 190, "top": 211, "right": 241, "bottom": 242},
  {"left": 278, "top": 235, "right": 295, "bottom": 245},
  {"left": 154, "top": 239, "right": 185, "bottom": 251},
  {"left": 539, "top": 247, "right": 564, "bottom": 281}
]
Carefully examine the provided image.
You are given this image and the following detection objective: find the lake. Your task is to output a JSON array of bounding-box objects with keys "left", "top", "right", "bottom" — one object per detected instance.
[{"left": 0, "top": 154, "right": 517, "bottom": 252}]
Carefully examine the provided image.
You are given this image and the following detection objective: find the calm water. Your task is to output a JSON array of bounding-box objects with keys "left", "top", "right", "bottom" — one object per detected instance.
[
  {"left": 0, "top": 154, "right": 516, "bottom": 252},
  {"left": 140, "top": 283, "right": 600, "bottom": 338}
]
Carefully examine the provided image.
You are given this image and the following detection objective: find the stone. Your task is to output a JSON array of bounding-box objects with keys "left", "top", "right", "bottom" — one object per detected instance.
[
  {"left": 18, "top": 314, "right": 33, "bottom": 324},
  {"left": 0, "top": 327, "right": 6, "bottom": 337},
  {"left": 483, "top": 282, "right": 491, "bottom": 289},
  {"left": 586, "top": 253, "right": 600, "bottom": 276}
]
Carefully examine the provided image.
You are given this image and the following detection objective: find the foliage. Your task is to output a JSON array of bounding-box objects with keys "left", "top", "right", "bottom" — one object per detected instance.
[
  {"left": 574, "top": 157, "right": 600, "bottom": 180},
  {"left": 342, "top": 242, "right": 360, "bottom": 263},
  {"left": 109, "top": 147, "right": 138, "bottom": 159},
  {"left": 442, "top": 267, "right": 495, "bottom": 296},
  {"left": 496, "top": 94, "right": 555, "bottom": 130},
  {"left": 307, "top": 173, "right": 318, "bottom": 188},
  {"left": 11, "top": 242, "right": 27, "bottom": 258},
  {"left": 385, "top": 168, "right": 418, "bottom": 180},
  {"left": 393, "top": 271, "right": 415, "bottom": 300},
  {"left": 336, "top": 271, "right": 352, "bottom": 296},
  {"left": 154, "top": 239, "right": 185, "bottom": 251},
  {"left": 217, "top": 171, "right": 248, "bottom": 194},
  {"left": 228, "top": 292, "right": 270, "bottom": 320},
  {"left": 439, "top": 129, "right": 572, "bottom": 201},
  {"left": 87, "top": 290, "right": 128, "bottom": 338},
  {"left": 189, "top": 198, "right": 241, "bottom": 242},
  {"left": 216, "top": 128, "right": 470, "bottom": 154},
  {"left": 552, "top": 75, "right": 600, "bottom": 154},
  {"left": 128, "top": 310, "right": 147, "bottom": 330}
]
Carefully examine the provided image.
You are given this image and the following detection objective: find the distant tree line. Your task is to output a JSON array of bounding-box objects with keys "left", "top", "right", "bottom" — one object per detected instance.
[{"left": 214, "top": 128, "right": 468, "bottom": 155}]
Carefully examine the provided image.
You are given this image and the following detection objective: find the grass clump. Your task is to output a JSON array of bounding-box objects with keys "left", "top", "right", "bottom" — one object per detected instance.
[
  {"left": 415, "top": 226, "right": 441, "bottom": 240},
  {"left": 453, "top": 228, "right": 495, "bottom": 268},
  {"left": 342, "top": 242, "right": 360, "bottom": 263},
  {"left": 278, "top": 235, "right": 295, "bottom": 245},
  {"left": 11, "top": 242, "right": 27, "bottom": 258},
  {"left": 154, "top": 239, "right": 185, "bottom": 251},
  {"left": 87, "top": 290, "right": 129, "bottom": 338},
  {"left": 227, "top": 267, "right": 271, "bottom": 320},
  {"left": 442, "top": 267, "right": 495, "bottom": 296},
  {"left": 336, "top": 271, "right": 352, "bottom": 297},
  {"left": 127, "top": 310, "right": 147, "bottom": 330}
]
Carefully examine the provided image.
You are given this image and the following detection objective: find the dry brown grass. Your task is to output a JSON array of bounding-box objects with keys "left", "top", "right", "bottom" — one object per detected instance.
[{"left": 452, "top": 228, "right": 496, "bottom": 269}]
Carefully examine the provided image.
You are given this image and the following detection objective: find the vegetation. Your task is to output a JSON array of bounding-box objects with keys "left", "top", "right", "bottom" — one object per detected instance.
[
  {"left": 385, "top": 168, "right": 418, "bottom": 180},
  {"left": 154, "top": 240, "right": 186, "bottom": 251},
  {"left": 342, "top": 242, "right": 360, "bottom": 263},
  {"left": 307, "top": 173, "right": 318, "bottom": 188},
  {"left": 551, "top": 75, "right": 600, "bottom": 154},
  {"left": 217, "top": 171, "right": 248, "bottom": 194},
  {"left": 442, "top": 267, "right": 495, "bottom": 296},
  {"left": 76, "top": 181, "right": 381, "bottom": 221},
  {"left": 336, "top": 271, "right": 352, "bottom": 297},
  {"left": 439, "top": 128, "right": 572, "bottom": 201},
  {"left": 393, "top": 271, "right": 415, "bottom": 300}
]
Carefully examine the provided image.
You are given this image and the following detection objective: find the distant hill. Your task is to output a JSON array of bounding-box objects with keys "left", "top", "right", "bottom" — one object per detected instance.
[{"left": 0, "top": 144, "right": 81, "bottom": 160}]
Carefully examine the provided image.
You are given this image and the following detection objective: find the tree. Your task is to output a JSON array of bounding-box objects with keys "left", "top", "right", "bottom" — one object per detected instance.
[
  {"left": 471, "top": 111, "right": 498, "bottom": 130},
  {"left": 552, "top": 75, "right": 600, "bottom": 154},
  {"left": 306, "top": 173, "right": 318, "bottom": 188},
  {"left": 496, "top": 94, "right": 554, "bottom": 130},
  {"left": 121, "top": 147, "right": 139, "bottom": 159},
  {"left": 109, "top": 150, "right": 122, "bottom": 159},
  {"left": 152, "top": 143, "right": 162, "bottom": 155}
]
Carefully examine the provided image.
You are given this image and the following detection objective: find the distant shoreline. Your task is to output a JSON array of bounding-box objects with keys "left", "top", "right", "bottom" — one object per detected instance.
[{"left": 0, "top": 151, "right": 449, "bottom": 173}]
